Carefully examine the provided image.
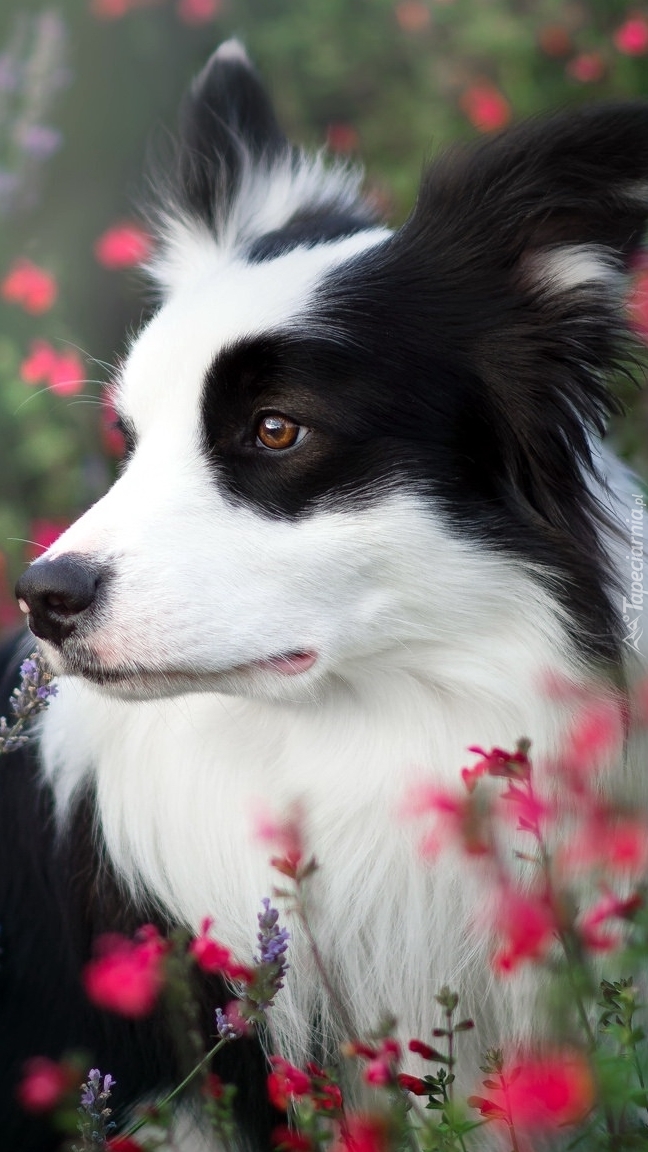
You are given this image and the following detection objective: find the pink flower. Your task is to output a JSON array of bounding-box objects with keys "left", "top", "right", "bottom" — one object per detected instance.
[
  {"left": 19, "top": 339, "right": 59, "bottom": 384},
  {"left": 1, "top": 259, "right": 57, "bottom": 313},
  {"left": 20, "top": 339, "right": 85, "bottom": 396},
  {"left": 491, "top": 886, "right": 556, "bottom": 973},
  {"left": 267, "top": 1057, "right": 312, "bottom": 1111},
  {"left": 48, "top": 350, "right": 86, "bottom": 396},
  {"left": 252, "top": 801, "right": 307, "bottom": 878},
  {"left": 395, "top": 2, "right": 431, "bottom": 32},
  {"left": 558, "top": 811, "right": 648, "bottom": 877},
  {"left": 189, "top": 917, "right": 253, "bottom": 980},
  {"left": 560, "top": 699, "right": 624, "bottom": 780},
  {"left": 27, "top": 519, "right": 68, "bottom": 561},
  {"left": 83, "top": 926, "right": 167, "bottom": 1017},
  {"left": 566, "top": 52, "right": 606, "bottom": 83},
  {"left": 462, "top": 744, "right": 530, "bottom": 793},
  {"left": 579, "top": 890, "right": 642, "bottom": 952},
  {"left": 16, "top": 1057, "right": 72, "bottom": 1112},
  {"left": 95, "top": 223, "right": 153, "bottom": 269},
  {"left": 614, "top": 16, "right": 648, "bottom": 55},
  {"left": 505, "top": 1051, "right": 595, "bottom": 1131},
  {"left": 402, "top": 784, "right": 491, "bottom": 857},
  {"left": 176, "top": 0, "right": 222, "bottom": 24},
  {"left": 460, "top": 83, "right": 511, "bottom": 133},
  {"left": 90, "top": 0, "right": 131, "bottom": 17},
  {"left": 363, "top": 1039, "right": 400, "bottom": 1087}
]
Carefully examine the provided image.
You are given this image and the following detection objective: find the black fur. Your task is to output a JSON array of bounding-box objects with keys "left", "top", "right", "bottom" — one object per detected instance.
[
  {"left": 0, "top": 634, "right": 275, "bottom": 1151},
  {"left": 199, "top": 100, "right": 648, "bottom": 667}
]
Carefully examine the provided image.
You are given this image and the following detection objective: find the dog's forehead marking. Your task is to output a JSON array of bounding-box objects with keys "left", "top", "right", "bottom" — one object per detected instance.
[{"left": 119, "top": 229, "right": 390, "bottom": 436}]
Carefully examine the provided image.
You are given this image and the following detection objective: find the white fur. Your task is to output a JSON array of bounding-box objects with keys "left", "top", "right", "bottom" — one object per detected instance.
[{"left": 29, "top": 122, "right": 647, "bottom": 1146}]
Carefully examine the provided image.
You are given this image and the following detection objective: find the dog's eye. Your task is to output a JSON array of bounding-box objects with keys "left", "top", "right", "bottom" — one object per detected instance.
[{"left": 255, "top": 413, "right": 308, "bottom": 452}]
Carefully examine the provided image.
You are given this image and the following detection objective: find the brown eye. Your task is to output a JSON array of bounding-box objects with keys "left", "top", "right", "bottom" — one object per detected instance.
[{"left": 255, "top": 413, "right": 307, "bottom": 451}]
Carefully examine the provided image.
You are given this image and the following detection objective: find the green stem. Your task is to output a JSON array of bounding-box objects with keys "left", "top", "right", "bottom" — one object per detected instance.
[
  {"left": 123, "top": 1037, "right": 228, "bottom": 1138},
  {"left": 499, "top": 1073, "right": 521, "bottom": 1152}
]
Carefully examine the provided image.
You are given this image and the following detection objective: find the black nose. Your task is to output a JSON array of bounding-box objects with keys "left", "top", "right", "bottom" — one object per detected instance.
[{"left": 15, "top": 555, "right": 101, "bottom": 646}]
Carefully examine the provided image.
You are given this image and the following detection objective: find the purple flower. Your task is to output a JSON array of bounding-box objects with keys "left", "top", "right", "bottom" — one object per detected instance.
[
  {"left": 16, "top": 124, "right": 63, "bottom": 160},
  {"left": 215, "top": 1004, "right": 247, "bottom": 1040},
  {"left": 0, "top": 651, "right": 57, "bottom": 755},
  {"left": 256, "top": 897, "right": 290, "bottom": 972}
]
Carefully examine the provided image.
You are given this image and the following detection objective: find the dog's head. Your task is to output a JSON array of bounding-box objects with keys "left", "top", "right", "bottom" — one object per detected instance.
[{"left": 16, "top": 42, "right": 648, "bottom": 700}]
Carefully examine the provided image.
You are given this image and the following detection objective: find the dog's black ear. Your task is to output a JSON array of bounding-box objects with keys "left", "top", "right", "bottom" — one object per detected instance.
[
  {"left": 400, "top": 104, "right": 648, "bottom": 515},
  {"left": 174, "top": 40, "right": 288, "bottom": 228}
]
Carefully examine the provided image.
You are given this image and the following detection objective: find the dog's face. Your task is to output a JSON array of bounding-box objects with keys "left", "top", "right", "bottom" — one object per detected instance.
[{"left": 15, "top": 42, "right": 648, "bottom": 698}]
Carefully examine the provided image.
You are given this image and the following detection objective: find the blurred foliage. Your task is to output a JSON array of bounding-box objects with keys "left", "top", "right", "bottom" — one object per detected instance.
[{"left": 1, "top": 0, "right": 648, "bottom": 627}]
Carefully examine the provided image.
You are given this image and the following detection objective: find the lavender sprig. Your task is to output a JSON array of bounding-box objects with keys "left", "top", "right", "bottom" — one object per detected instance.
[
  {"left": 73, "top": 1068, "right": 116, "bottom": 1149},
  {"left": 239, "top": 898, "right": 290, "bottom": 1022},
  {"left": 0, "top": 650, "right": 57, "bottom": 754}
]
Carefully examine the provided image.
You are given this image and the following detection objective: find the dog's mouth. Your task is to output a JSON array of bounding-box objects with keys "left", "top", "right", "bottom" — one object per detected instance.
[{"left": 53, "top": 647, "right": 318, "bottom": 692}]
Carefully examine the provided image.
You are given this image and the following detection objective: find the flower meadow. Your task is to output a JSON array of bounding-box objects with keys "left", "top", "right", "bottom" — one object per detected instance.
[
  {"left": 3, "top": 655, "right": 648, "bottom": 1151},
  {"left": 2, "top": 0, "right": 648, "bottom": 635}
]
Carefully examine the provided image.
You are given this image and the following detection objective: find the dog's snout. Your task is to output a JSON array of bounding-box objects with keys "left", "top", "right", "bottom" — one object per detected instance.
[{"left": 15, "top": 555, "right": 101, "bottom": 646}]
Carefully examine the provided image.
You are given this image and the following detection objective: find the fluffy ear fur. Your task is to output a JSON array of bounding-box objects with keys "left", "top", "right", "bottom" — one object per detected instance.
[
  {"left": 147, "top": 41, "right": 377, "bottom": 293},
  {"left": 397, "top": 103, "right": 648, "bottom": 518},
  {"left": 175, "top": 39, "right": 288, "bottom": 228}
]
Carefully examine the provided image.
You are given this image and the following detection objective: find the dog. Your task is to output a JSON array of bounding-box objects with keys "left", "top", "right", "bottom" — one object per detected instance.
[{"left": 2, "top": 38, "right": 648, "bottom": 1151}]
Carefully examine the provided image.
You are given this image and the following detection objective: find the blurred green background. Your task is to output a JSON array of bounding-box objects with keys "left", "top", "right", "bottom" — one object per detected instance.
[{"left": 1, "top": 0, "right": 648, "bottom": 631}]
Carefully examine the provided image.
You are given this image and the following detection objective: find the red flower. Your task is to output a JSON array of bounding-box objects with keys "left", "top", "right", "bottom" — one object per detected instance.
[
  {"left": 176, "top": 0, "right": 222, "bottom": 24},
  {"left": 16, "top": 1057, "right": 71, "bottom": 1112},
  {"left": 505, "top": 1051, "right": 595, "bottom": 1130},
  {"left": 107, "top": 1138, "right": 145, "bottom": 1152},
  {"left": 267, "top": 1058, "right": 312, "bottom": 1111},
  {"left": 408, "top": 1038, "right": 442, "bottom": 1061},
  {"left": 1, "top": 259, "right": 58, "bottom": 313},
  {"left": 491, "top": 886, "right": 556, "bottom": 973},
  {"left": 83, "top": 926, "right": 166, "bottom": 1017},
  {"left": 538, "top": 25, "right": 572, "bottom": 57},
  {"left": 326, "top": 124, "right": 360, "bottom": 154},
  {"left": 628, "top": 267, "right": 648, "bottom": 342},
  {"left": 566, "top": 52, "right": 606, "bottom": 83},
  {"left": 272, "top": 1126, "right": 312, "bottom": 1151},
  {"left": 614, "top": 16, "right": 648, "bottom": 55},
  {"left": 397, "top": 1073, "right": 429, "bottom": 1095},
  {"left": 395, "top": 2, "right": 431, "bottom": 32},
  {"left": 189, "top": 918, "right": 253, "bottom": 981},
  {"left": 335, "top": 1114, "right": 391, "bottom": 1152},
  {"left": 460, "top": 83, "right": 511, "bottom": 133},
  {"left": 203, "top": 1073, "right": 224, "bottom": 1099},
  {"left": 95, "top": 223, "right": 153, "bottom": 269},
  {"left": 467, "top": 1094, "right": 507, "bottom": 1119},
  {"left": 305, "top": 1064, "right": 343, "bottom": 1111}
]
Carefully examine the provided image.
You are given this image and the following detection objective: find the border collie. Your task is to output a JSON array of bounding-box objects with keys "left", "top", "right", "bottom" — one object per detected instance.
[{"left": 2, "top": 39, "right": 648, "bottom": 1151}]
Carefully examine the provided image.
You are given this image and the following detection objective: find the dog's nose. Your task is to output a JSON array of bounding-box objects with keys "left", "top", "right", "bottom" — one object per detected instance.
[{"left": 15, "top": 556, "right": 101, "bottom": 646}]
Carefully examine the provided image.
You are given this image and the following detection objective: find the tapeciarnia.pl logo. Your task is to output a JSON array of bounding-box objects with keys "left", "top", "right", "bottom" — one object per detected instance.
[{"left": 622, "top": 492, "right": 646, "bottom": 653}]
